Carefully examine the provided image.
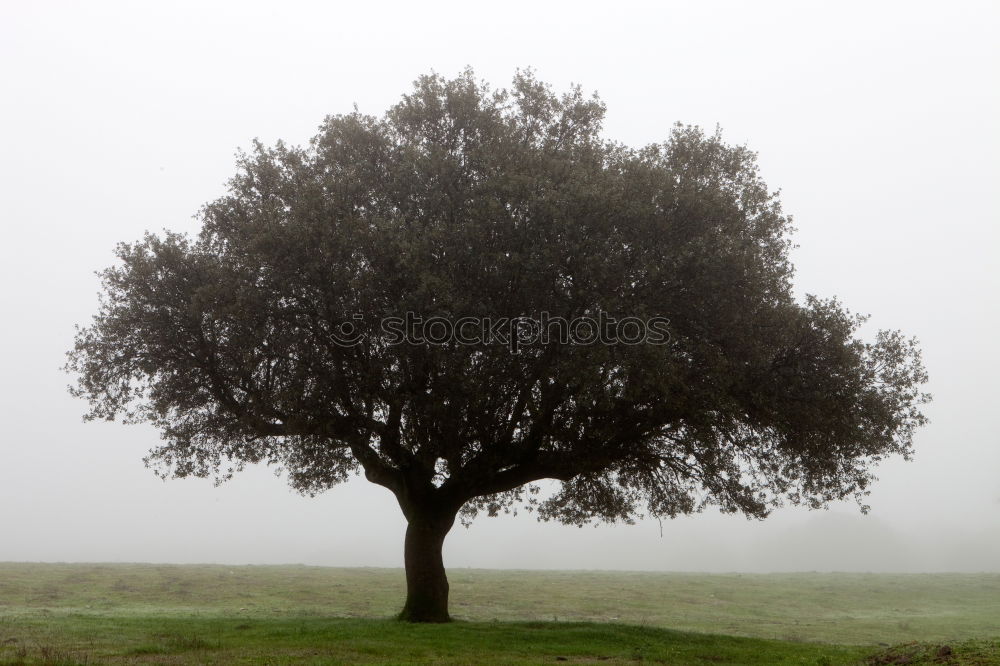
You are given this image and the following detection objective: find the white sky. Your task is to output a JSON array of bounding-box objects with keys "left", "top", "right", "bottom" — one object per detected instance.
[{"left": 1, "top": 0, "right": 998, "bottom": 572}]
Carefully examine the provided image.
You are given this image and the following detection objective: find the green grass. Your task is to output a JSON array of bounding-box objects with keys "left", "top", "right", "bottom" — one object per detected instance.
[
  {"left": 0, "top": 615, "right": 878, "bottom": 665},
  {"left": 0, "top": 564, "right": 998, "bottom": 664}
]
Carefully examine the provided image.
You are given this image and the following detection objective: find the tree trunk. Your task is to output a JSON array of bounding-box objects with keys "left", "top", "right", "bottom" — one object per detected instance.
[{"left": 398, "top": 512, "right": 454, "bottom": 622}]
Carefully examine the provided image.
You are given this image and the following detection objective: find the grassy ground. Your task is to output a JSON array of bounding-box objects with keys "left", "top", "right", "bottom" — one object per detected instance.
[
  {"left": 0, "top": 616, "right": 878, "bottom": 665},
  {"left": 0, "top": 564, "right": 998, "bottom": 664}
]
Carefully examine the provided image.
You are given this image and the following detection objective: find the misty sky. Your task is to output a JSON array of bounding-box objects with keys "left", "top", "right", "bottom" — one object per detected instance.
[{"left": 1, "top": 0, "right": 998, "bottom": 572}]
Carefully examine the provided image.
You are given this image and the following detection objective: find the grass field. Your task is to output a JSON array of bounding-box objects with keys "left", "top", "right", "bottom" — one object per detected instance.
[{"left": 0, "top": 563, "right": 998, "bottom": 664}]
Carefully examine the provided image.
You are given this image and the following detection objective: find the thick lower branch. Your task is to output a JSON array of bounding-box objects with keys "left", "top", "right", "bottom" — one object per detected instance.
[{"left": 440, "top": 457, "right": 576, "bottom": 505}]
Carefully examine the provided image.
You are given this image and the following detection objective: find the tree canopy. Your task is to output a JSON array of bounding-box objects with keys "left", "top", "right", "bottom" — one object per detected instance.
[{"left": 68, "top": 69, "right": 930, "bottom": 621}]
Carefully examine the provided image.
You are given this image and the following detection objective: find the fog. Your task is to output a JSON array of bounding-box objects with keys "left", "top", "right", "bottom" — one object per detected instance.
[{"left": 1, "top": 0, "right": 997, "bottom": 572}]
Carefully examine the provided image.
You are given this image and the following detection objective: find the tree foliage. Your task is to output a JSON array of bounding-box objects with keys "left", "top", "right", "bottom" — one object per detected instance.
[{"left": 68, "top": 70, "right": 929, "bottom": 617}]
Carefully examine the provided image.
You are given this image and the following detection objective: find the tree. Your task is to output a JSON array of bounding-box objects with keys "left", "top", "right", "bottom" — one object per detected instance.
[{"left": 67, "top": 69, "right": 930, "bottom": 622}]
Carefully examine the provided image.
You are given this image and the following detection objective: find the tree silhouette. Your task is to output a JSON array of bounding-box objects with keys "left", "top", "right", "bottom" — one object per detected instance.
[{"left": 68, "top": 70, "right": 930, "bottom": 622}]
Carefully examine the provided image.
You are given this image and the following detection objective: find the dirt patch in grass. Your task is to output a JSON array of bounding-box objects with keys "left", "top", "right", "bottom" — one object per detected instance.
[{"left": 866, "top": 640, "right": 1000, "bottom": 665}]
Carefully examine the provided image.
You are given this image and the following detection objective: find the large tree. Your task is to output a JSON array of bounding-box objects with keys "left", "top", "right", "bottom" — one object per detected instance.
[{"left": 68, "top": 70, "right": 930, "bottom": 622}]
